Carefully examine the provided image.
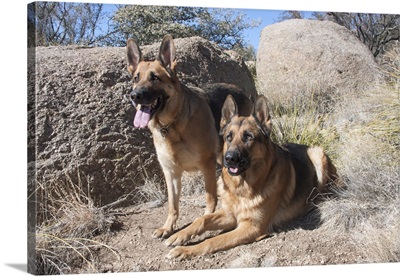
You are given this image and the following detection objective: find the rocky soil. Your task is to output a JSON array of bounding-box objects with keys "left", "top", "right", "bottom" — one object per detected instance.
[{"left": 79, "top": 196, "right": 366, "bottom": 273}]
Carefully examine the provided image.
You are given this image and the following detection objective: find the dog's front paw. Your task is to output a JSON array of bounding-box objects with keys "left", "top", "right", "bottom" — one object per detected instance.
[
  {"left": 152, "top": 227, "right": 173, "bottom": 239},
  {"left": 165, "top": 230, "right": 191, "bottom": 247},
  {"left": 166, "top": 246, "right": 193, "bottom": 260}
]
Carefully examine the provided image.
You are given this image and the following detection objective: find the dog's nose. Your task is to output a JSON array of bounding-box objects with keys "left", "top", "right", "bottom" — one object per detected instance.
[
  {"left": 127, "top": 88, "right": 136, "bottom": 107},
  {"left": 225, "top": 151, "right": 240, "bottom": 165},
  {"left": 130, "top": 90, "right": 141, "bottom": 102}
]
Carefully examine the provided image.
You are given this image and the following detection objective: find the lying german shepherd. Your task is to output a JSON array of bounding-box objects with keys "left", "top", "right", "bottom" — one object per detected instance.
[
  {"left": 126, "top": 35, "right": 252, "bottom": 238},
  {"left": 165, "top": 95, "right": 340, "bottom": 259}
]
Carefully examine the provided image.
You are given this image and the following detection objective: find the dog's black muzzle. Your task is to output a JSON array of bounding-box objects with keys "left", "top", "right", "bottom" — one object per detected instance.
[
  {"left": 223, "top": 149, "right": 250, "bottom": 176},
  {"left": 129, "top": 86, "right": 165, "bottom": 107},
  {"left": 130, "top": 87, "right": 153, "bottom": 105}
]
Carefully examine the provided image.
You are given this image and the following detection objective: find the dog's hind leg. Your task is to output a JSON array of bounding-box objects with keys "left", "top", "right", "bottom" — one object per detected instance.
[{"left": 153, "top": 168, "right": 183, "bottom": 239}]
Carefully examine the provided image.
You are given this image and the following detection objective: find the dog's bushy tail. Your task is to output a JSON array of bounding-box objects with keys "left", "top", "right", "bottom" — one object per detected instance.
[{"left": 307, "top": 147, "right": 342, "bottom": 191}]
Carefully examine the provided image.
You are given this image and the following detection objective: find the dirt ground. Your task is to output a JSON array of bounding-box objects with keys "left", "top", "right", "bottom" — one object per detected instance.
[{"left": 83, "top": 195, "right": 367, "bottom": 274}]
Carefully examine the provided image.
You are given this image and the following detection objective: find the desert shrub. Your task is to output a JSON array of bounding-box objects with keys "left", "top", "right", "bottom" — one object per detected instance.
[
  {"left": 260, "top": 45, "right": 399, "bottom": 263},
  {"left": 380, "top": 43, "right": 400, "bottom": 89},
  {"left": 318, "top": 52, "right": 399, "bottom": 262}
]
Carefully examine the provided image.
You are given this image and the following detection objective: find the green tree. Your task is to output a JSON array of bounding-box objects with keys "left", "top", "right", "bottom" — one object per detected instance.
[
  {"left": 232, "top": 44, "right": 257, "bottom": 61},
  {"left": 111, "top": 5, "right": 261, "bottom": 50},
  {"left": 110, "top": 5, "right": 203, "bottom": 46},
  {"left": 195, "top": 8, "right": 261, "bottom": 50}
]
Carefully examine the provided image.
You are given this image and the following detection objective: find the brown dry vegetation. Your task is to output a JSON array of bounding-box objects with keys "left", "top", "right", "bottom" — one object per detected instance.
[
  {"left": 32, "top": 45, "right": 399, "bottom": 274},
  {"left": 268, "top": 45, "right": 399, "bottom": 264}
]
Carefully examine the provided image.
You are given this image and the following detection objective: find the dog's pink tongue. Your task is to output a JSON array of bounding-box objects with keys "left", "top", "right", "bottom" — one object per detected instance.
[
  {"left": 229, "top": 167, "right": 238, "bottom": 174},
  {"left": 134, "top": 106, "right": 151, "bottom": 128}
]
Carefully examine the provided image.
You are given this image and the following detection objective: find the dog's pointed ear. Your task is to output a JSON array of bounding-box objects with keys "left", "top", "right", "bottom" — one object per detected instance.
[
  {"left": 253, "top": 95, "right": 272, "bottom": 132},
  {"left": 158, "top": 34, "right": 177, "bottom": 75},
  {"left": 220, "top": 95, "right": 238, "bottom": 132},
  {"left": 126, "top": 38, "right": 142, "bottom": 75}
]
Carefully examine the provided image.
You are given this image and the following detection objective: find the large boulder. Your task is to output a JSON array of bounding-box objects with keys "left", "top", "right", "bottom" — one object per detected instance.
[
  {"left": 256, "top": 19, "right": 381, "bottom": 106},
  {"left": 29, "top": 37, "right": 256, "bottom": 207}
]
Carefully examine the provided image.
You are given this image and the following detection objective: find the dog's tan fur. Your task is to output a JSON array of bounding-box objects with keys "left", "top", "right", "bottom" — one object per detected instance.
[
  {"left": 165, "top": 95, "right": 340, "bottom": 259},
  {"left": 126, "top": 35, "right": 252, "bottom": 238}
]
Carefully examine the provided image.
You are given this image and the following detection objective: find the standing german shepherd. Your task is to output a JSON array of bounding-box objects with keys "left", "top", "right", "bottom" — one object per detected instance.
[
  {"left": 165, "top": 95, "right": 340, "bottom": 259},
  {"left": 126, "top": 35, "right": 252, "bottom": 238}
]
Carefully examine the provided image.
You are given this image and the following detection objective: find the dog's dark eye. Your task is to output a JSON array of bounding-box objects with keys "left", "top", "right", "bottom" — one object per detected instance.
[
  {"left": 242, "top": 132, "right": 254, "bottom": 143},
  {"left": 133, "top": 73, "right": 139, "bottom": 83},
  {"left": 226, "top": 132, "right": 233, "bottom": 143},
  {"left": 150, "top": 72, "right": 160, "bottom": 82}
]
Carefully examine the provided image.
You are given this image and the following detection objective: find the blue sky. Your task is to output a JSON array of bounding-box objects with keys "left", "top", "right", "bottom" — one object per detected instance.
[
  {"left": 102, "top": 4, "right": 312, "bottom": 50},
  {"left": 235, "top": 8, "right": 307, "bottom": 50},
  {"left": 242, "top": 9, "right": 314, "bottom": 50},
  {"left": 234, "top": 8, "right": 283, "bottom": 50}
]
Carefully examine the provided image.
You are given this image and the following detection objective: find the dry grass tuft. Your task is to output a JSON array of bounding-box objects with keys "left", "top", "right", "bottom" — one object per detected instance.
[
  {"left": 131, "top": 170, "right": 207, "bottom": 208},
  {"left": 34, "top": 173, "right": 120, "bottom": 274},
  {"left": 268, "top": 96, "right": 340, "bottom": 160},
  {"left": 380, "top": 44, "right": 400, "bottom": 90},
  {"left": 132, "top": 174, "right": 165, "bottom": 205}
]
